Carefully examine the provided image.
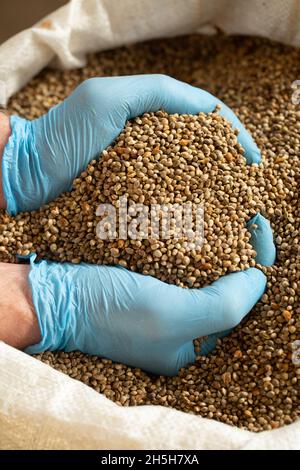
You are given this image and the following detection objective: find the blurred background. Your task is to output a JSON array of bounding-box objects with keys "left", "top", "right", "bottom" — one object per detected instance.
[{"left": 0, "top": 0, "right": 67, "bottom": 44}]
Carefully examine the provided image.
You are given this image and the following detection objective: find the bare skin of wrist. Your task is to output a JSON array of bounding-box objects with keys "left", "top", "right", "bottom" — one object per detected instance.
[
  {"left": 0, "top": 111, "right": 11, "bottom": 210},
  {"left": 0, "top": 262, "right": 41, "bottom": 350}
]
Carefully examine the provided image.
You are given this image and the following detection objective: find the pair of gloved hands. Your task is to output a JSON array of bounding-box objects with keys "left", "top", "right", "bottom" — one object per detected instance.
[{"left": 2, "top": 75, "right": 276, "bottom": 375}]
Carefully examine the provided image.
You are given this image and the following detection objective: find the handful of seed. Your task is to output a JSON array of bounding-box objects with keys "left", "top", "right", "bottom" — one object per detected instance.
[{"left": 0, "top": 110, "right": 258, "bottom": 287}]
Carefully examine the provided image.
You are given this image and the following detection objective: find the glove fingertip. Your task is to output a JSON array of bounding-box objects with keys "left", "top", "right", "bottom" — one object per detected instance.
[
  {"left": 237, "top": 129, "right": 262, "bottom": 164},
  {"left": 218, "top": 106, "right": 261, "bottom": 165}
]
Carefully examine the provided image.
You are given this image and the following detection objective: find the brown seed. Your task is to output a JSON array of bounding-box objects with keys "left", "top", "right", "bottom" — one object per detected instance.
[{"left": 282, "top": 310, "right": 292, "bottom": 321}]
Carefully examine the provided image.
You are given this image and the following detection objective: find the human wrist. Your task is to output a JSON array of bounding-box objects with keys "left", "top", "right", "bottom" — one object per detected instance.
[
  {"left": 0, "top": 262, "right": 41, "bottom": 350},
  {"left": 0, "top": 111, "right": 11, "bottom": 210}
]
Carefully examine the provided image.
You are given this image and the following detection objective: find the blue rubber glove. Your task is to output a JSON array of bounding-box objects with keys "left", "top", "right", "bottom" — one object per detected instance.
[
  {"left": 25, "top": 213, "right": 275, "bottom": 376},
  {"left": 2, "top": 75, "right": 261, "bottom": 215}
]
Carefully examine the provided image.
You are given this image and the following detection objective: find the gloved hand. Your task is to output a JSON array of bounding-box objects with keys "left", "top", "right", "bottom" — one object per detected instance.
[
  {"left": 25, "top": 213, "right": 275, "bottom": 376},
  {"left": 2, "top": 75, "right": 261, "bottom": 215}
]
